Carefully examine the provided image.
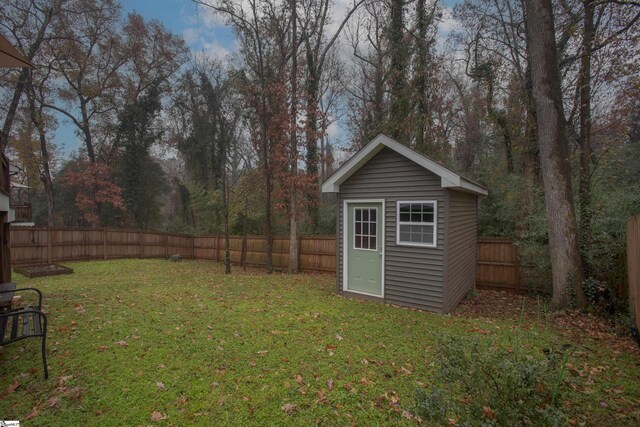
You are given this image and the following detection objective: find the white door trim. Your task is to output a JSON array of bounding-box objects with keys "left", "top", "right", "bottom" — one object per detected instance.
[{"left": 342, "top": 198, "right": 385, "bottom": 298}]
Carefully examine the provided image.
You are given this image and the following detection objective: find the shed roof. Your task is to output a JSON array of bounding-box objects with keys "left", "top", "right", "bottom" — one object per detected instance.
[{"left": 321, "top": 134, "right": 488, "bottom": 196}]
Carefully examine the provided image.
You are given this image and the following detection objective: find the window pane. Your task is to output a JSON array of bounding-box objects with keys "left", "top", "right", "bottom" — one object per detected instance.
[
  {"left": 370, "top": 209, "right": 376, "bottom": 221},
  {"left": 424, "top": 213, "right": 434, "bottom": 223},
  {"left": 362, "top": 210, "right": 369, "bottom": 221},
  {"left": 362, "top": 222, "right": 369, "bottom": 236},
  {"left": 370, "top": 236, "right": 376, "bottom": 249},
  {"left": 362, "top": 236, "right": 369, "bottom": 249},
  {"left": 400, "top": 204, "right": 410, "bottom": 213},
  {"left": 370, "top": 223, "right": 377, "bottom": 236},
  {"left": 355, "top": 235, "right": 361, "bottom": 248},
  {"left": 411, "top": 212, "right": 421, "bottom": 222},
  {"left": 355, "top": 222, "right": 361, "bottom": 234},
  {"left": 411, "top": 204, "right": 423, "bottom": 214},
  {"left": 355, "top": 209, "right": 361, "bottom": 221},
  {"left": 423, "top": 231, "right": 434, "bottom": 244},
  {"left": 400, "top": 212, "right": 410, "bottom": 222}
]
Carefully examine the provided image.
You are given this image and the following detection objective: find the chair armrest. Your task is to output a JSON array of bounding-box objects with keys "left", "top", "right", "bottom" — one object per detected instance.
[
  {"left": 0, "top": 287, "right": 43, "bottom": 309},
  {"left": 0, "top": 308, "right": 47, "bottom": 319}
]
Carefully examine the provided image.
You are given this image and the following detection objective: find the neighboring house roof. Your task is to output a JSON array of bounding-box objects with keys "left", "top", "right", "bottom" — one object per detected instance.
[
  {"left": 0, "top": 34, "right": 32, "bottom": 68},
  {"left": 321, "top": 134, "right": 488, "bottom": 196}
]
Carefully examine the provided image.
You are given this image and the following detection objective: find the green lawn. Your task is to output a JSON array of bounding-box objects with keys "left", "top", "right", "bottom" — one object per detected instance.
[{"left": 0, "top": 259, "right": 638, "bottom": 426}]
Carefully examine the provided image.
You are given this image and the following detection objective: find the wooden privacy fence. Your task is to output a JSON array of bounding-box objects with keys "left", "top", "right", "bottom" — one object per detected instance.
[
  {"left": 10, "top": 227, "right": 194, "bottom": 264},
  {"left": 10, "top": 227, "right": 527, "bottom": 292},
  {"left": 628, "top": 215, "right": 640, "bottom": 332},
  {"left": 9, "top": 227, "right": 335, "bottom": 274}
]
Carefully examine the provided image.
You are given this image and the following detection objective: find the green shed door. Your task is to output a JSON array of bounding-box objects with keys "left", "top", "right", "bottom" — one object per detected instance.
[{"left": 346, "top": 202, "right": 383, "bottom": 296}]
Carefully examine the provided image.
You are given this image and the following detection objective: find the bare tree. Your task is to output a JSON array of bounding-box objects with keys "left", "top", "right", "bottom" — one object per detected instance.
[
  {"left": 0, "top": 0, "right": 64, "bottom": 152},
  {"left": 44, "top": 0, "right": 126, "bottom": 163}
]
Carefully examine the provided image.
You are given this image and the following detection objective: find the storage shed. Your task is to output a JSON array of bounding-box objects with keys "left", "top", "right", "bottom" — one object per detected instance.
[{"left": 321, "top": 134, "right": 488, "bottom": 314}]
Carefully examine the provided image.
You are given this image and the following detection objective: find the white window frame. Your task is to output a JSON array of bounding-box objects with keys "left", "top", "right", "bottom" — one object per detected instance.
[
  {"left": 396, "top": 200, "right": 437, "bottom": 248},
  {"left": 352, "top": 207, "right": 378, "bottom": 252}
]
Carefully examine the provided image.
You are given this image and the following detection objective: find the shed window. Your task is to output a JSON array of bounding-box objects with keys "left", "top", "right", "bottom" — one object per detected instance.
[
  {"left": 396, "top": 201, "right": 437, "bottom": 247},
  {"left": 353, "top": 207, "right": 377, "bottom": 250}
]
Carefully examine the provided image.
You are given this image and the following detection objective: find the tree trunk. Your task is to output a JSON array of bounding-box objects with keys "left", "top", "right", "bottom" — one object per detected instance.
[
  {"left": 304, "top": 61, "right": 320, "bottom": 233},
  {"left": 221, "top": 127, "right": 231, "bottom": 274},
  {"left": 26, "top": 73, "right": 55, "bottom": 226},
  {"left": 288, "top": 0, "right": 299, "bottom": 274},
  {"left": 524, "top": 0, "right": 585, "bottom": 307},
  {"left": 578, "top": 0, "right": 594, "bottom": 280}
]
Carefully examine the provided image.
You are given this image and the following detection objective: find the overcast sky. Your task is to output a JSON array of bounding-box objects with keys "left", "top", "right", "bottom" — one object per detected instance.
[{"left": 52, "top": 0, "right": 462, "bottom": 158}]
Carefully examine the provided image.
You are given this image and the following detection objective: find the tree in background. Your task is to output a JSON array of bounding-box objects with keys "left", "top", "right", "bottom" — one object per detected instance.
[
  {"left": 114, "top": 82, "right": 165, "bottom": 228},
  {"left": 524, "top": 0, "right": 585, "bottom": 307},
  {"left": 0, "top": 0, "right": 64, "bottom": 152},
  {"left": 59, "top": 158, "right": 125, "bottom": 226}
]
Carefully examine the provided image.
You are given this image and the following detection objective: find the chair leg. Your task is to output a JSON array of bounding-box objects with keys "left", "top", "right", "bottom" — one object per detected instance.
[{"left": 41, "top": 334, "right": 48, "bottom": 380}]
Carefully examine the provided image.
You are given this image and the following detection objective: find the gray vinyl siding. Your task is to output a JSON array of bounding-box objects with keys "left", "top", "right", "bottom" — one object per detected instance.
[
  {"left": 337, "top": 147, "right": 446, "bottom": 313},
  {"left": 443, "top": 190, "right": 477, "bottom": 313}
]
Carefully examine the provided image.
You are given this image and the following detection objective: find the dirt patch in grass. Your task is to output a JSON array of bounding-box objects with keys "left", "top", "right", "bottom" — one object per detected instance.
[{"left": 455, "top": 290, "right": 640, "bottom": 356}]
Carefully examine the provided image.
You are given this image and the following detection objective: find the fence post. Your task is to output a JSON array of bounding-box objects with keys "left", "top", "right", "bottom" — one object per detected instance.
[
  {"left": 103, "top": 229, "right": 107, "bottom": 260},
  {"left": 139, "top": 230, "right": 143, "bottom": 258},
  {"left": 47, "top": 228, "right": 52, "bottom": 264},
  {"left": 297, "top": 235, "right": 302, "bottom": 272},
  {"left": 163, "top": 233, "right": 168, "bottom": 258},
  {"left": 240, "top": 235, "right": 246, "bottom": 268},
  {"left": 215, "top": 236, "right": 219, "bottom": 262}
]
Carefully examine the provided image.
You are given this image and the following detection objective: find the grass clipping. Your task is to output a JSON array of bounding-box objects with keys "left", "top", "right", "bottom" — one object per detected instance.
[{"left": 415, "top": 300, "right": 569, "bottom": 426}]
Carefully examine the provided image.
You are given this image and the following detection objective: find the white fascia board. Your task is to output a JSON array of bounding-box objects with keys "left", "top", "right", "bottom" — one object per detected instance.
[
  {"left": 461, "top": 179, "right": 489, "bottom": 195},
  {"left": 321, "top": 141, "right": 385, "bottom": 193}
]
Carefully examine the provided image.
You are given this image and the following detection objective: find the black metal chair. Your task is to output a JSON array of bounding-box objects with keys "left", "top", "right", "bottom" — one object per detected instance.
[{"left": 0, "top": 287, "right": 48, "bottom": 379}]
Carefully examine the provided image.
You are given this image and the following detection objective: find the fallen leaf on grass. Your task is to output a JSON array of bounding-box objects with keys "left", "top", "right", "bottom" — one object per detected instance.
[
  {"left": 75, "top": 304, "right": 85, "bottom": 313},
  {"left": 157, "top": 382, "right": 165, "bottom": 390},
  {"left": 482, "top": 406, "right": 497, "bottom": 420},
  {"left": 281, "top": 403, "right": 297, "bottom": 414},
  {"left": 296, "top": 374, "right": 303, "bottom": 385},
  {"left": 400, "top": 367, "right": 412, "bottom": 375},
  {"left": 45, "top": 396, "right": 60, "bottom": 408},
  {"left": 115, "top": 340, "right": 128, "bottom": 348},
  {"left": 257, "top": 350, "right": 268, "bottom": 356},
  {"left": 0, "top": 380, "right": 20, "bottom": 399},
  {"left": 98, "top": 345, "right": 108, "bottom": 352},
  {"left": 150, "top": 411, "right": 167, "bottom": 421},
  {"left": 401, "top": 409, "right": 414, "bottom": 419},
  {"left": 25, "top": 402, "right": 41, "bottom": 420},
  {"left": 327, "top": 379, "right": 334, "bottom": 390},
  {"left": 336, "top": 334, "right": 343, "bottom": 341},
  {"left": 57, "top": 375, "right": 73, "bottom": 386}
]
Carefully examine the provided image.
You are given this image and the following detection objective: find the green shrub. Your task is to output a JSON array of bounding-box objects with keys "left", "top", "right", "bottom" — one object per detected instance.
[{"left": 414, "top": 306, "right": 569, "bottom": 426}]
